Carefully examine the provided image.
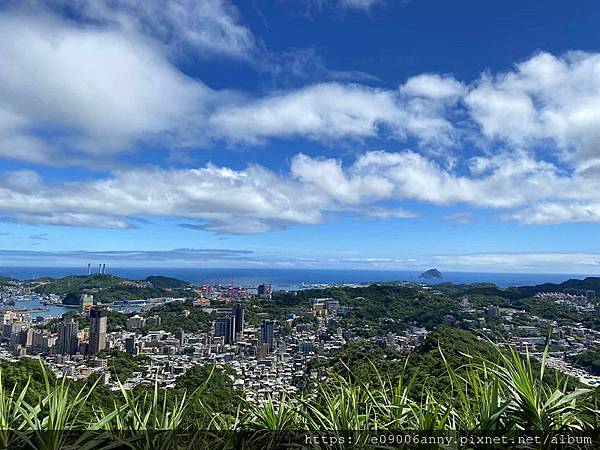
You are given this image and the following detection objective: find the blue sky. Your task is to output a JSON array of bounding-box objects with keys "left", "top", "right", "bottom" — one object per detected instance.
[{"left": 1, "top": 0, "right": 600, "bottom": 273}]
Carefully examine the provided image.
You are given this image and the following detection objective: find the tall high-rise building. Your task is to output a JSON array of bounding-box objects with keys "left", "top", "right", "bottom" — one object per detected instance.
[
  {"left": 175, "top": 328, "right": 185, "bottom": 346},
  {"left": 88, "top": 308, "right": 107, "bottom": 355},
  {"left": 215, "top": 316, "right": 235, "bottom": 344},
  {"left": 31, "top": 330, "right": 50, "bottom": 355},
  {"left": 232, "top": 303, "right": 244, "bottom": 334},
  {"left": 260, "top": 320, "right": 274, "bottom": 352},
  {"left": 9, "top": 327, "right": 32, "bottom": 352},
  {"left": 56, "top": 319, "right": 79, "bottom": 355}
]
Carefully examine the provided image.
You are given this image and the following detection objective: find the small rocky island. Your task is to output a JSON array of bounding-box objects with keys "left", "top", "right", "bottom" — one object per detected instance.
[{"left": 419, "top": 268, "right": 443, "bottom": 279}]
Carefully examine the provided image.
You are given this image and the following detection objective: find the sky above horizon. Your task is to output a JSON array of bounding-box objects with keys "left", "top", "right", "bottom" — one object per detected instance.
[{"left": 2, "top": 0, "right": 600, "bottom": 273}]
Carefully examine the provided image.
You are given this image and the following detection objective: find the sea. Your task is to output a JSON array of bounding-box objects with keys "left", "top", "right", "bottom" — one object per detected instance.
[{"left": 0, "top": 267, "right": 594, "bottom": 290}]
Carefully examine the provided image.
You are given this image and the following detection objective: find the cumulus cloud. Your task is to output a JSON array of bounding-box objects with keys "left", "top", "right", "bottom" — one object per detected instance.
[
  {"left": 2, "top": 2, "right": 600, "bottom": 229},
  {"left": 465, "top": 51, "right": 600, "bottom": 167},
  {"left": 209, "top": 82, "right": 458, "bottom": 147},
  {"left": 17, "top": 0, "right": 256, "bottom": 60},
  {"left": 0, "top": 3, "right": 462, "bottom": 164},
  {"left": 0, "top": 10, "right": 214, "bottom": 163},
  {"left": 401, "top": 74, "right": 465, "bottom": 100},
  {"left": 0, "top": 163, "right": 325, "bottom": 233},
  {"left": 1, "top": 148, "right": 598, "bottom": 233},
  {"left": 2, "top": 2, "right": 600, "bottom": 172}
]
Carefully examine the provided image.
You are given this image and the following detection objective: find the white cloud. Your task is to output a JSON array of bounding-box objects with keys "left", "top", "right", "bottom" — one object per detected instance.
[
  {"left": 1, "top": 3, "right": 600, "bottom": 230},
  {"left": 209, "top": 82, "right": 457, "bottom": 147},
  {"left": 23, "top": 0, "right": 256, "bottom": 60},
  {"left": 362, "top": 207, "right": 418, "bottom": 219},
  {"left": 2, "top": 3, "right": 600, "bottom": 174},
  {"left": 0, "top": 11, "right": 213, "bottom": 163},
  {"left": 2, "top": 247, "right": 599, "bottom": 272},
  {"left": 433, "top": 252, "right": 600, "bottom": 274},
  {"left": 509, "top": 202, "right": 600, "bottom": 225},
  {"left": 401, "top": 74, "right": 465, "bottom": 100},
  {"left": 210, "top": 83, "right": 402, "bottom": 144},
  {"left": 466, "top": 51, "right": 600, "bottom": 167},
  {"left": 1, "top": 148, "right": 599, "bottom": 233},
  {"left": 0, "top": 6, "right": 459, "bottom": 163},
  {"left": 0, "top": 163, "right": 325, "bottom": 233}
]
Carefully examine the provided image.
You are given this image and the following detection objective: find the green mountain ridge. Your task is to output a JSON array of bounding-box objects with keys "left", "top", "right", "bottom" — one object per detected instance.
[{"left": 33, "top": 274, "right": 194, "bottom": 305}]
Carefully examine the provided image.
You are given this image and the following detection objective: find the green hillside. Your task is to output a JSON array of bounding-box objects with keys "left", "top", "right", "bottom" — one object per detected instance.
[
  {"left": 33, "top": 274, "right": 194, "bottom": 305},
  {"left": 145, "top": 275, "right": 191, "bottom": 289},
  {"left": 320, "top": 327, "right": 497, "bottom": 394},
  {"left": 438, "top": 276, "right": 600, "bottom": 301}
]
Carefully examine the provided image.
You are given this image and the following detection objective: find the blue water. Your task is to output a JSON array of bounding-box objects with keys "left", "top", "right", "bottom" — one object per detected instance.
[
  {"left": 0, "top": 267, "right": 593, "bottom": 290},
  {"left": 0, "top": 299, "right": 73, "bottom": 318}
]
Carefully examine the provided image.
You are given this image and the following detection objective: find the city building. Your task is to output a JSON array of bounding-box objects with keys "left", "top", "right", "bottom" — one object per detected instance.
[
  {"left": 325, "top": 299, "right": 340, "bottom": 314},
  {"left": 31, "top": 330, "right": 50, "bottom": 355},
  {"left": 56, "top": 319, "right": 79, "bottom": 355},
  {"left": 126, "top": 315, "right": 146, "bottom": 330},
  {"left": 257, "top": 283, "right": 273, "bottom": 298},
  {"left": 233, "top": 303, "right": 244, "bottom": 334},
  {"left": 298, "top": 341, "right": 315, "bottom": 355},
  {"left": 88, "top": 308, "right": 108, "bottom": 355},
  {"left": 124, "top": 335, "right": 138, "bottom": 355},
  {"left": 215, "top": 316, "right": 236, "bottom": 345},
  {"left": 563, "top": 288, "right": 596, "bottom": 300},
  {"left": 260, "top": 320, "right": 274, "bottom": 352},
  {"left": 145, "top": 315, "right": 162, "bottom": 326},
  {"left": 175, "top": 328, "right": 185, "bottom": 346}
]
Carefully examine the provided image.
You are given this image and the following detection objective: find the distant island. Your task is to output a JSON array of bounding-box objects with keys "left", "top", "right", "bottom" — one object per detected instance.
[{"left": 419, "top": 268, "right": 443, "bottom": 279}]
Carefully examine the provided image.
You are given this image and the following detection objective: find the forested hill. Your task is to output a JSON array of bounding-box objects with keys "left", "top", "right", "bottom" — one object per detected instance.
[
  {"left": 522, "top": 276, "right": 600, "bottom": 294},
  {"left": 320, "top": 327, "right": 578, "bottom": 396},
  {"left": 33, "top": 274, "right": 193, "bottom": 305},
  {"left": 437, "top": 276, "right": 600, "bottom": 300},
  {"left": 144, "top": 275, "right": 191, "bottom": 289},
  {"left": 314, "top": 327, "right": 503, "bottom": 395},
  {"left": 0, "top": 275, "right": 16, "bottom": 286}
]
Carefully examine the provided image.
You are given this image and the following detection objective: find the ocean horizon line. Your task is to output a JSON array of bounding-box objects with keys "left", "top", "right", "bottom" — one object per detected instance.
[{"left": 0, "top": 266, "right": 596, "bottom": 290}]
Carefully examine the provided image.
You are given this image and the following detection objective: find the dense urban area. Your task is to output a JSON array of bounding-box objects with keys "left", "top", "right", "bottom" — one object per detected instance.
[{"left": 1, "top": 268, "right": 600, "bottom": 410}]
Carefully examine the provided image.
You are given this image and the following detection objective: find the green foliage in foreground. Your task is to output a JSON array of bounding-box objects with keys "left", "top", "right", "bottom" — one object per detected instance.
[
  {"left": 314, "top": 327, "right": 579, "bottom": 400},
  {"left": 319, "top": 327, "right": 499, "bottom": 395},
  {"left": 0, "top": 345, "right": 596, "bottom": 448}
]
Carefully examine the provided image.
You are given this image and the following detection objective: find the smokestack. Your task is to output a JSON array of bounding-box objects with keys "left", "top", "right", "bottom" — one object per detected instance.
[
  {"left": 87, "top": 263, "right": 91, "bottom": 276},
  {"left": 102, "top": 263, "right": 106, "bottom": 274},
  {"left": 98, "top": 264, "right": 102, "bottom": 274}
]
